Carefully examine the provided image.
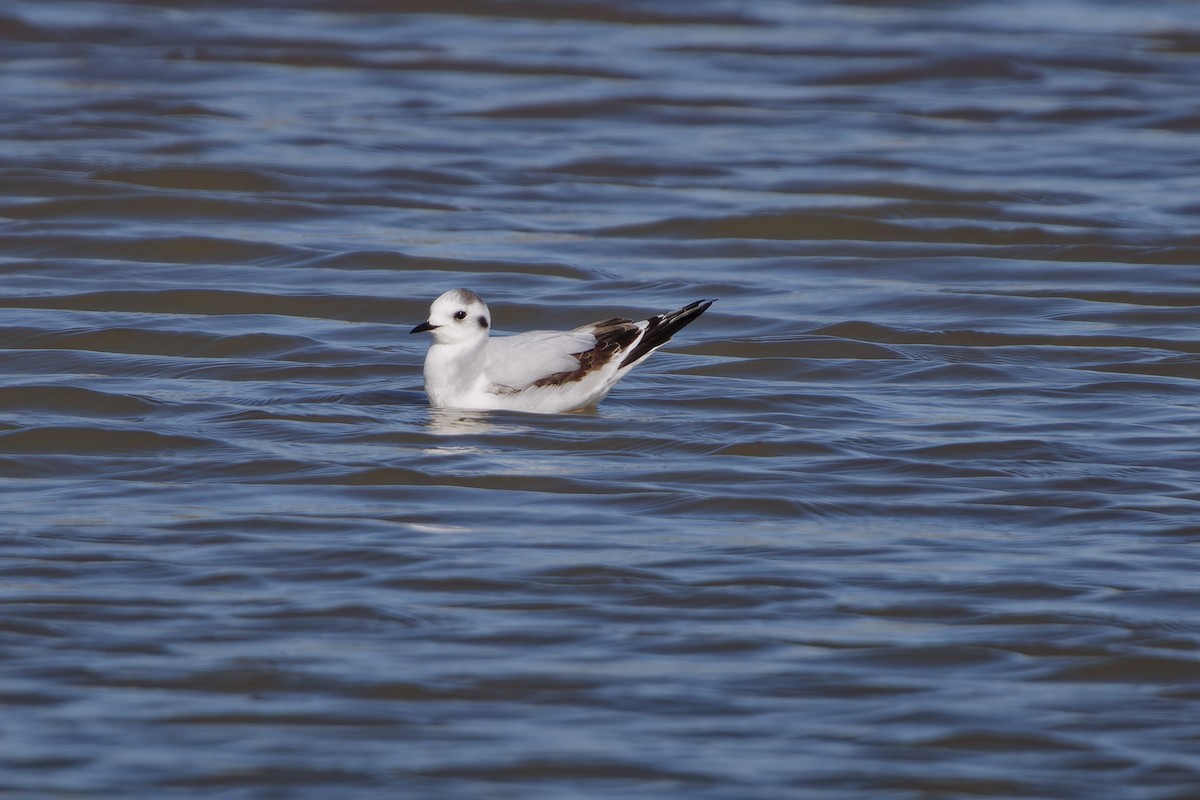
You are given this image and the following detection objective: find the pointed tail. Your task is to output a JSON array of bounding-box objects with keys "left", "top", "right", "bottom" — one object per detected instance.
[{"left": 619, "top": 299, "right": 714, "bottom": 369}]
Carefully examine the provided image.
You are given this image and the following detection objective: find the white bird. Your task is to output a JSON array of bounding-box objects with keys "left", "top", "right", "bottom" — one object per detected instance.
[{"left": 410, "top": 289, "right": 713, "bottom": 413}]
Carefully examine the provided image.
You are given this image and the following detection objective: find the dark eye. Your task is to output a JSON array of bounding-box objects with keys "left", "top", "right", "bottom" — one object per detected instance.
[{"left": 454, "top": 310, "right": 467, "bottom": 320}]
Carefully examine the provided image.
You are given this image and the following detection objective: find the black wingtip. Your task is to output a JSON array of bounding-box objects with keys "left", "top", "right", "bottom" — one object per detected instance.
[{"left": 618, "top": 298, "right": 714, "bottom": 369}]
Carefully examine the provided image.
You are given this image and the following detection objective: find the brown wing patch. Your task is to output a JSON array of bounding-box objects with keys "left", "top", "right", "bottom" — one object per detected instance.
[{"left": 532, "top": 319, "right": 642, "bottom": 388}]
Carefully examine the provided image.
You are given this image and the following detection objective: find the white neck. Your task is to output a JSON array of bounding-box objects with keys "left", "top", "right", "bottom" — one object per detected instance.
[{"left": 423, "top": 339, "right": 487, "bottom": 407}]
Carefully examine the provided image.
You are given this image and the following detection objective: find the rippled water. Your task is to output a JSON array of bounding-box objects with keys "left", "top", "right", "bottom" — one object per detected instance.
[{"left": 4, "top": 1, "right": 1200, "bottom": 797}]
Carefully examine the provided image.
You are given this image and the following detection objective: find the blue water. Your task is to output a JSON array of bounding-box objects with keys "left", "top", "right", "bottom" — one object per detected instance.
[{"left": 3, "top": 1, "right": 1200, "bottom": 797}]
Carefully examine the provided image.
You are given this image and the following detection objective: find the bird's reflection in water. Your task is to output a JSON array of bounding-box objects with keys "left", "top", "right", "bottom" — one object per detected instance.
[
  {"left": 423, "top": 407, "right": 498, "bottom": 436},
  {"left": 423, "top": 403, "right": 601, "bottom": 436}
]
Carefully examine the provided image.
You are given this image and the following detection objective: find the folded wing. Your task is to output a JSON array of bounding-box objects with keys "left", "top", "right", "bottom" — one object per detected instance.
[
  {"left": 483, "top": 300, "right": 712, "bottom": 398},
  {"left": 484, "top": 330, "right": 597, "bottom": 390}
]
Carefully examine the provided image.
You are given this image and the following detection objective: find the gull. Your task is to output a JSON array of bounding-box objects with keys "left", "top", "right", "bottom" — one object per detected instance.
[{"left": 410, "top": 289, "right": 713, "bottom": 413}]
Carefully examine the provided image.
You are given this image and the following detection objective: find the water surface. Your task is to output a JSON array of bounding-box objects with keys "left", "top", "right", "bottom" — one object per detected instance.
[{"left": 3, "top": 1, "right": 1200, "bottom": 798}]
